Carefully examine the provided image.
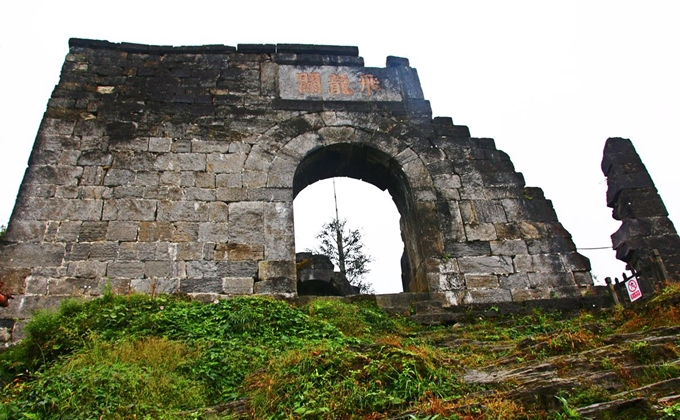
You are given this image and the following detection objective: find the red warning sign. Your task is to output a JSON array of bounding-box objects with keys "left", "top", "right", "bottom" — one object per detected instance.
[{"left": 626, "top": 278, "right": 642, "bottom": 302}]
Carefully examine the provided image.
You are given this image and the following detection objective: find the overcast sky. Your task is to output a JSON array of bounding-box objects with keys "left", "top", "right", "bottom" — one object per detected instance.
[{"left": 1, "top": 1, "right": 678, "bottom": 293}]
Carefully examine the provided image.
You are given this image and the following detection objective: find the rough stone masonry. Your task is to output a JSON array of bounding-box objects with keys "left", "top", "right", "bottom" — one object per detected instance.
[
  {"left": 602, "top": 137, "right": 680, "bottom": 285},
  {"left": 0, "top": 39, "right": 593, "bottom": 341}
]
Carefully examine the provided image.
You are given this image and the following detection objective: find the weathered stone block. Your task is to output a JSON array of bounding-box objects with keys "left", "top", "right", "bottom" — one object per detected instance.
[
  {"left": 149, "top": 137, "right": 172, "bottom": 153},
  {"left": 78, "top": 221, "right": 108, "bottom": 242},
  {"left": 88, "top": 242, "right": 119, "bottom": 260},
  {"left": 573, "top": 271, "right": 593, "bottom": 287},
  {"left": 0, "top": 267, "right": 30, "bottom": 294},
  {"left": 216, "top": 243, "right": 264, "bottom": 261},
  {"left": 527, "top": 272, "right": 575, "bottom": 288},
  {"left": 253, "top": 278, "right": 296, "bottom": 295},
  {"left": 464, "top": 223, "right": 497, "bottom": 241},
  {"left": 264, "top": 202, "right": 295, "bottom": 260},
  {"left": 48, "top": 278, "right": 100, "bottom": 295},
  {"left": 457, "top": 255, "right": 513, "bottom": 274},
  {"left": 77, "top": 151, "right": 113, "bottom": 166},
  {"left": 445, "top": 241, "right": 491, "bottom": 257},
  {"left": 606, "top": 172, "right": 655, "bottom": 206},
  {"left": 222, "top": 277, "right": 254, "bottom": 294},
  {"left": 25, "top": 275, "right": 49, "bottom": 295},
  {"left": 103, "top": 199, "right": 157, "bottom": 221},
  {"left": 180, "top": 172, "right": 196, "bottom": 187},
  {"left": 104, "top": 169, "right": 135, "bottom": 186},
  {"left": 195, "top": 172, "right": 216, "bottom": 188},
  {"left": 55, "top": 185, "right": 79, "bottom": 198},
  {"left": 206, "top": 152, "right": 247, "bottom": 173},
  {"left": 511, "top": 288, "right": 551, "bottom": 301},
  {"left": 228, "top": 202, "right": 264, "bottom": 243},
  {"left": 472, "top": 200, "right": 507, "bottom": 223},
  {"left": 177, "top": 243, "right": 204, "bottom": 260},
  {"left": 216, "top": 173, "right": 242, "bottom": 188},
  {"left": 180, "top": 278, "right": 223, "bottom": 293},
  {"left": 69, "top": 200, "right": 104, "bottom": 221},
  {"left": 216, "top": 187, "right": 248, "bottom": 202},
  {"left": 157, "top": 201, "right": 210, "bottom": 222},
  {"left": 186, "top": 261, "right": 217, "bottom": 278},
  {"left": 517, "top": 221, "right": 542, "bottom": 239},
  {"left": 612, "top": 188, "right": 668, "bottom": 220},
  {"left": 67, "top": 261, "right": 107, "bottom": 278},
  {"left": 465, "top": 274, "right": 499, "bottom": 288},
  {"left": 138, "top": 222, "right": 174, "bottom": 242},
  {"left": 2, "top": 295, "right": 68, "bottom": 319},
  {"left": 1, "top": 244, "right": 65, "bottom": 268},
  {"left": 172, "top": 223, "right": 199, "bottom": 242},
  {"left": 4, "top": 220, "right": 46, "bottom": 242},
  {"left": 144, "top": 261, "right": 174, "bottom": 278},
  {"left": 527, "top": 237, "right": 576, "bottom": 254},
  {"left": 436, "top": 273, "right": 464, "bottom": 291},
  {"left": 258, "top": 260, "right": 296, "bottom": 280},
  {"left": 43, "top": 221, "right": 59, "bottom": 242},
  {"left": 106, "top": 221, "right": 139, "bottom": 241},
  {"left": 134, "top": 172, "right": 160, "bottom": 187},
  {"left": 216, "top": 261, "right": 258, "bottom": 278},
  {"left": 107, "top": 261, "right": 144, "bottom": 278},
  {"left": 159, "top": 171, "right": 181, "bottom": 186},
  {"left": 242, "top": 171, "right": 267, "bottom": 188},
  {"left": 499, "top": 273, "right": 529, "bottom": 289},
  {"left": 464, "top": 288, "right": 512, "bottom": 304},
  {"left": 27, "top": 165, "right": 83, "bottom": 186},
  {"left": 65, "top": 243, "right": 90, "bottom": 261},
  {"left": 248, "top": 188, "right": 293, "bottom": 202},
  {"left": 198, "top": 223, "right": 229, "bottom": 243},
  {"left": 490, "top": 239, "right": 528, "bottom": 256},
  {"left": 131, "top": 278, "right": 179, "bottom": 294},
  {"left": 560, "top": 252, "right": 591, "bottom": 272}
]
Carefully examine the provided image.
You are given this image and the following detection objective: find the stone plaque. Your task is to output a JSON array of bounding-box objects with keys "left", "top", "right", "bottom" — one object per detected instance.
[{"left": 278, "top": 66, "right": 402, "bottom": 101}]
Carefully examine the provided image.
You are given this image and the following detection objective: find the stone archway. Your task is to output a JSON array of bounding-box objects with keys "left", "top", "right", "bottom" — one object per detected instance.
[
  {"left": 293, "top": 143, "right": 424, "bottom": 292},
  {"left": 246, "top": 118, "right": 446, "bottom": 293},
  {"left": 0, "top": 40, "right": 596, "bottom": 347}
]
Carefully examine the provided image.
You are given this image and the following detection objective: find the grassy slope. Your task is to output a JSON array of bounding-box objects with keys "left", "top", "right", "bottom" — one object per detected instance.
[{"left": 0, "top": 284, "right": 679, "bottom": 419}]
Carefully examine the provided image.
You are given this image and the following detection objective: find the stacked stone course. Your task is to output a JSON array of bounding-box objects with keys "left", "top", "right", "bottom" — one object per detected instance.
[
  {"left": 602, "top": 137, "right": 680, "bottom": 283},
  {"left": 0, "top": 39, "right": 593, "bottom": 343}
]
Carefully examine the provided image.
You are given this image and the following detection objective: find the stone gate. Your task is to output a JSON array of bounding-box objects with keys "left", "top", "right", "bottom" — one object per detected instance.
[{"left": 0, "top": 39, "right": 593, "bottom": 336}]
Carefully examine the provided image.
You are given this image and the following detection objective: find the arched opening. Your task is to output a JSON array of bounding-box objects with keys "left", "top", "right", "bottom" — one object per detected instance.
[
  {"left": 294, "top": 177, "right": 403, "bottom": 294},
  {"left": 292, "top": 143, "right": 425, "bottom": 295}
]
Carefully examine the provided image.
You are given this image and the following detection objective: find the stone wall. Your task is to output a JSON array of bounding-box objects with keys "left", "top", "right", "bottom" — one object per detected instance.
[
  {"left": 0, "top": 39, "right": 593, "bottom": 343},
  {"left": 602, "top": 137, "right": 680, "bottom": 283}
]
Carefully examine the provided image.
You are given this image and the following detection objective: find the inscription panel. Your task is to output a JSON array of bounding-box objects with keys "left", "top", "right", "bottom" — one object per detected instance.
[{"left": 278, "top": 66, "right": 402, "bottom": 102}]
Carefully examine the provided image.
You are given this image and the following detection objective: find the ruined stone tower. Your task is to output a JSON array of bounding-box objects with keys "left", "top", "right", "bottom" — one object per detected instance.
[{"left": 0, "top": 39, "right": 593, "bottom": 337}]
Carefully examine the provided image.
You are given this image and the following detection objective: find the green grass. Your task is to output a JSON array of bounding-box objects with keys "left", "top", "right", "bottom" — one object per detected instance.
[{"left": 1, "top": 283, "right": 679, "bottom": 419}]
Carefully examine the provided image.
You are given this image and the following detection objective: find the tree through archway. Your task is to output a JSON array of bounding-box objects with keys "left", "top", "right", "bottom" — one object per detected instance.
[
  {"left": 294, "top": 177, "right": 403, "bottom": 294},
  {"left": 292, "top": 142, "right": 431, "bottom": 294}
]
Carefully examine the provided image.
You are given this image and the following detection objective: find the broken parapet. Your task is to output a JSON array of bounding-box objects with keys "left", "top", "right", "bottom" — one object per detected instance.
[{"left": 602, "top": 138, "right": 680, "bottom": 284}]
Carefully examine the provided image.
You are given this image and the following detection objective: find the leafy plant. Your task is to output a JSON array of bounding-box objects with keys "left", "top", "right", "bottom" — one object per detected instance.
[
  {"left": 661, "top": 403, "right": 680, "bottom": 419},
  {"left": 554, "top": 395, "right": 581, "bottom": 419}
]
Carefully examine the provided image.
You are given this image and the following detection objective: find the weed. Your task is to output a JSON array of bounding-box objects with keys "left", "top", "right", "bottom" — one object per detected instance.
[
  {"left": 554, "top": 395, "right": 580, "bottom": 419},
  {"left": 661, "top": 403, "right": 680, "bottom": 419},
  {"left": 246, "top": 343, "right": 461, "bottom": 418},
  {"left": 5, "top": 337, "right": 207, "bottom": 419},
  {"left": 600, "top": 357, "right": 616, "bottom": 370},
  {"left": 628, "top": 341, "right": 654, "bottom": 364}
]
